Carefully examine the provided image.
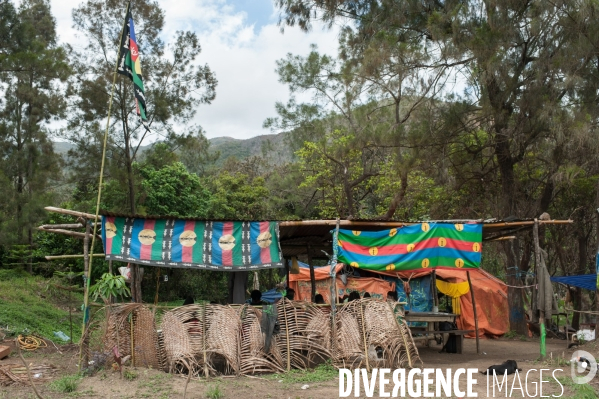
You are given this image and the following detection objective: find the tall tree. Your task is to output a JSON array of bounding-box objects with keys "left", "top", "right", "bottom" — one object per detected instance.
[
  {"left": 0, "top": 0, "right": 69, "bottom": 272},
  {"left": 66, "top": 0, "right": 217, "bottom": 301},
  {"left": 276, "top": 0, "right": 599, "bottom": 333}
]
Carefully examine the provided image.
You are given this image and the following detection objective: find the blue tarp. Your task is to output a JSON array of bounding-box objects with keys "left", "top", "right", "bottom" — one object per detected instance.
[
  {"left": 245, "top": 288, "right": 282, "bottom": 304},
  {"left": 550, "top": 274, "right": 597, "bottom": 291}
]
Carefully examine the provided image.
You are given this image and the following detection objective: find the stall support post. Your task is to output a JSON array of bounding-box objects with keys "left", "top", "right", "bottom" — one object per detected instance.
[
  {"left": 533, "top": 219, "right": 546, "bottom": 359},
  {"left": 466, "top": 271, "right": 480, "bottom": 354},
  {"left": 308, "top": 244, "right": 316, "bottom": 303}
]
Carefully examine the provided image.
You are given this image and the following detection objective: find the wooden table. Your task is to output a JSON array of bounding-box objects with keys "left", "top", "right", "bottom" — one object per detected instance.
[
  {"left": 405, "top": 312, "right": 457, "bottom": 324},
  {"left": 405, "top": 312, "right": 458, "bottom": 347}
]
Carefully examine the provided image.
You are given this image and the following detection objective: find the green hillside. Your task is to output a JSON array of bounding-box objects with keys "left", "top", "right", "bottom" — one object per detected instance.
[
  {"left": 53, "top": 132, "right": 294, "bottom": 168},
  {"left": 0, "top": 269, "right": 83, "bottom": 342}
]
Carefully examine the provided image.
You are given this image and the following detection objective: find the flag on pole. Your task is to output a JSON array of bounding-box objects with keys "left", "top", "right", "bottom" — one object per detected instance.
[{"left": 117, "top": 3, "right": 150, "bottom": 131}]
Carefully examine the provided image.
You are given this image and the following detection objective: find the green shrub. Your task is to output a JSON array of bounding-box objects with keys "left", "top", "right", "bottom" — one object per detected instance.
[
  {"left": 206, "top": 384, "right": 224, "bottom": 399},
  {"left": 49, "top": 374, "right": 81, "bottom": 393}
]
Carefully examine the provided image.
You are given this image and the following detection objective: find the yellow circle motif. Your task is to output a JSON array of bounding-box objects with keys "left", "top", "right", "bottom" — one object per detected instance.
[
  {"left": 256, "top": 231, "right": 272, "bottom": 248},
  {"left": 219, "top": 234, "right": 236, "bottom": 251},
  {"left": 421, "top": 223, "right": 430, "bottom": 232},
  {"left": 455, "top": 224, "right": 464, "bottom": 231},
  {"left": 369, "top": 247, "right": 379, "bottom": 256},
  {"left": 105, "top": 222, "right": 117, "bottom": 239},
  {"left": 389, "top": 228, "right": 397, "bottom": 237},
  {"left": 455, "top": 258, "right": 464, "bottom": 268},
  {"left": 352, "top": 230, "right": 361, "bottom": 236},
  {"left": 422, "top": 258, "right": 430, "bottom": 268},
  {"left": 350, "top": 262, "right": 360, "bottom": 268},
  {"left": 138, "top": 229, "right": 156, "bottom": 245},
  {"left": 438, "top": 237, "right": 447, "bottom": 247},
  {"left": 472, "top": 242, "right": 481, "bottom": 252},
  {"left": 179, "top": 230, "right": 197, "bottom": 247},
  {"left": 386, "top": 264, "right": 396, "bottom": 271},
  {"left": 406, "top": 243, "right": 415, "bottom": 253}
]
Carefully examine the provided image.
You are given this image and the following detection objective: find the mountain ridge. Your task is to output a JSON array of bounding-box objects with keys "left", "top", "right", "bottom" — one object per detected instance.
[{"left": 52, "top": 131, "right": 293, "bottom": 166}]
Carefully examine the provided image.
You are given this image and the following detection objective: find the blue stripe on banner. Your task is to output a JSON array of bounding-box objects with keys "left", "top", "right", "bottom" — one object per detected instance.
[
  {"left": 211, "top": 222, "right": 223, "bottom": 265},
  {"left": 338, "top": 247, "right": 482, "bottom": 265},
  {"left": 130, "top": 219, "right": 145, "bottom": 259},
  {"left": 170, "top": 220, "right": 185, "bottom": 262},
  {"left": 250, "top": 222, "right": 262, "bottom": 264},
  {"left": 101, "top": 217, "right": 106, "bottom": 244}
]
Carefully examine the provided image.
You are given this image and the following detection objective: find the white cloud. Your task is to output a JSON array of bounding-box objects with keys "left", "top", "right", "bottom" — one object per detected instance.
[{"left": 43, "top": 0, "right": 340, "bottom": 140}]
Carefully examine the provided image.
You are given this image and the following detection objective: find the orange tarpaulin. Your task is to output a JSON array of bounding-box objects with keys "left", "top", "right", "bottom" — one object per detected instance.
[
  {"left": 381, "top": 268, "right": 508, "bottom": 337},
  {"left": 288, "top": 264, "right": 508, "bottom": 337},
  {"left": 435, "top": 268, "right": 508, "bottom": 338},
  {"left": 288, "top": 264, "right": 395, "bottom": 303}
]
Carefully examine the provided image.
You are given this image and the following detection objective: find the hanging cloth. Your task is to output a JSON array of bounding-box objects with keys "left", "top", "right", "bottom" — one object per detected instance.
[{"left": 436, "top": 280, "right": 470, "bottom": 315}]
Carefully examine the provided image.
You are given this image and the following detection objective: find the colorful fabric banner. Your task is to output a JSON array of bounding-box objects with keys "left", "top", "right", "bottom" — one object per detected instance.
[
  {"left": 337, "top": 222, "right": 482, "bottom": 272},
  {"left": 101, "top": 217, "right": 283, "bottom": 270},
  {"left": 117, "top": 3, "right": 150, "bottom": 132}
]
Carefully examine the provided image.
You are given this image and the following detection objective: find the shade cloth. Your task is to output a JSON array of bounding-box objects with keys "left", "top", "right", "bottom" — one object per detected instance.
[
  {"left": 101, "top": 216, "right": 283, "bottom": 270},
  {"left": 436, "top": 280, "right": 470, "bottom": 315},
  {"left": 337, "top": 222, "right": 482, "bottom": 272},
  {"left": 287, "top": 264, "right": 394, "bottom": 303},
  {"left": 550, "top": 274, "right": 597, "bottom": 292}
]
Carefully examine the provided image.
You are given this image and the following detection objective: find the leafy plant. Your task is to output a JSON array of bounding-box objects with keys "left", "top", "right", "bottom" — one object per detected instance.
[
  {"left": 49, "top": 374, "right": 82, "bottom": 393},
  {"left": 89, "top": 273, "right": 130, "bottom": 303},
  {"left": 123, "top": 369, "right": 137, "bottom": 381},
  {"left": 205, "top": 384, "right": 224, "bottom": 399}
]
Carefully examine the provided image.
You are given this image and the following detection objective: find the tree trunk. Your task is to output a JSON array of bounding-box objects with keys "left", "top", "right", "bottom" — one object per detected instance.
[
  {"left": 380, "top": 171, "right": 408, "bottom": 220},
  {"left": 228, "top": 271, "right": 248, "bottom": 304},
  {"left": 122, "top": 113, "right": 143, "bottom": 303}
]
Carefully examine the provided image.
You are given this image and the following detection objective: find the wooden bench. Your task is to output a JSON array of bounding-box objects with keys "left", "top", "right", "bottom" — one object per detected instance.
[{"left": 411, "top": 329, "right": 474, "bottom": 354}]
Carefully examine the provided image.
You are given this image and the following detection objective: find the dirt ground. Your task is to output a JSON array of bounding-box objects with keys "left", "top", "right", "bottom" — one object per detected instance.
[{"left": 1, "top": 337, "right": 597, "bottom": 398}]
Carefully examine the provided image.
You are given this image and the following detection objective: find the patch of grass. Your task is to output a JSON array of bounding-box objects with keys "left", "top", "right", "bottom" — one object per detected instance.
[
  {"left": 123, "top": 369, "right": 138, "bottom": 380},
  {"left": 556, "top": 376, "right": 598, "bottom": 399},
  {"left": 49, "top": 374, "right": 82, "bottom": 393},
  {"left": 205, "top": 383, "right": 224, "bottom": 399},
  {"left": 0, "top": 272, "right": 83, "bottom": 341},
  {"left": 268, "top": 361, "right": 338, "bottom": 385},
  {"left": 504, "top": 330, "right": 523, "bottom": 339}
]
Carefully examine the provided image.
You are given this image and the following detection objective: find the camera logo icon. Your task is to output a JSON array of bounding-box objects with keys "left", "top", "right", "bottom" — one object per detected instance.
[{"left": 570, "top": 350, "right": 597, "bottom": 384}]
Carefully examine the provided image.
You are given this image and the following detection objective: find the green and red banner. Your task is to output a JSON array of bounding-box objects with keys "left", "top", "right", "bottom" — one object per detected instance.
[
  {"left": 102, "top": 217, "right": 283, "bottom": 270},
  {"left": 337, "top": 223, "right": 482, "bottom": 272}
]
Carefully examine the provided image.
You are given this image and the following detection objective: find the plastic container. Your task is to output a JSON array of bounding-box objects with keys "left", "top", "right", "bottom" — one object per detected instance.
[{"left": 53, "top": 331, "right": 70, "bottom": 341}]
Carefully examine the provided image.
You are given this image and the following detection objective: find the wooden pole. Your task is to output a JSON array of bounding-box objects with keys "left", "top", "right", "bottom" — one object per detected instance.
[
  {"left": 284, "top": 257, "right": 290, "bottom": 291},
  {"left": 533, "top": 219, "right": 546, "bottom": 359},
  {"left": 330, "top": 218, "right": 340, "bottom": 356},
  {"left": 466, "top": 271, "right": 480, "bottom": 354},
  {"left": 431, "top": 270, "right": 438, "bottom": 308},
  {"left": 37, "top": 227, "right": 101, "bottom": 240},
  {"left": 307, "top": 244, "right": 316, "bottom": 302},
  {"left": 44, "top": 206, "right": 96, "bottom": 219},
  {"left": 81, "top": 223, "right": 90, "bottom": 366},
  {"left": 45, "top": 254, "right": 105, "bottom": 260},
  {"left": 79, "top": 2, "right": 129, "bottom": 369}
]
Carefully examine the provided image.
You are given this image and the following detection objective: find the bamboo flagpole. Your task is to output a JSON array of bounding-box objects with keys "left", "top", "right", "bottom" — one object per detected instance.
[{"left": 78, "top": 2, "right": 131, "bottom": 369}]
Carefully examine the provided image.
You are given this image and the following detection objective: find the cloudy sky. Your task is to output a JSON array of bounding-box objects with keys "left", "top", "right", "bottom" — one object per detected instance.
[{"left": 44, "top": 0, "right": 340, "bottom": 140}]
